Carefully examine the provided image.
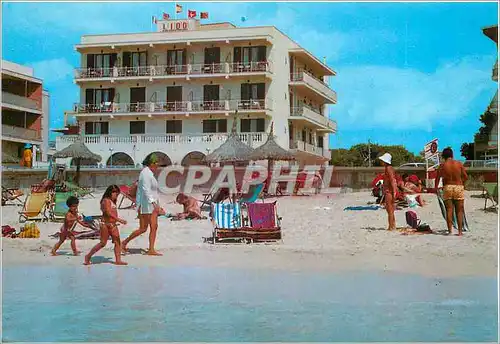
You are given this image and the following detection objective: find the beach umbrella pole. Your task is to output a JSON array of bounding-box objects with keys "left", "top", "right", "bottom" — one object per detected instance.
[{"left": 75, "top": 158, "right": 81, "bottom": 185}]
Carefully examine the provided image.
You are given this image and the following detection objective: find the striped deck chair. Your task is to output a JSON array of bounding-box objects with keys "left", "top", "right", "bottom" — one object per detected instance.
[
  {"left": 50, "top": 191, "right": 74, "bottom": 221},
  {"left": 207, "top": 202, "right": 243, "bottom": 243},
  {"left": 483, "top": 182, "right": 498, "bottom": 211},
  {"left": 2, "top": 187, "right": 24, "bottom": 206},
  {"left": 245, "top": 201, "right": 282, "bottom": 242},
  {"left": 19, "top": 192, "right": 50, "bottom": 222}
]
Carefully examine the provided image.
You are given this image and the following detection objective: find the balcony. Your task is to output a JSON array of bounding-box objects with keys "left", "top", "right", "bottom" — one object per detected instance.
[
  {"left": 56, "top": 132, "right": 268, "bottom": 160},
  {"left": 289, "top": 140, "right": 327, "bottom": 159},
  {"left": 1, "top": 92, "right": 42, "bottom": 113},
  {"left": 2, "top": 124, "right": 42, "bottom": 142},
  {"left": 71, "top": 99, "right": 273, "bottom": 116},
  {"left": 290, "top": 105, "right": 337, "bottom": 133},
  {"left": 290, "top": 71, "right": 337, "bottom": 104},
  {"left": 74, "top": 62, "right": 272, "bottom": 82}
]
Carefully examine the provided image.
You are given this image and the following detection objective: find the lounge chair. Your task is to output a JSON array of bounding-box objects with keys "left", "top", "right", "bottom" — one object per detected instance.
[
  {"left": 483, "top": 182, "right": 498, "bottom": 210},
  {"left": 118, "top": 182, "right": 137, "bottom": 209},
  {"left": 239, "top": 183, "right": 264, "bottom": 204},
  {"left": 49, "top": 191, "right": 74, "bottom": 221},
  {"left": 63, "top": 181, "right": 95, "bottom": 198},
  {"left": 2, "top": 187, "right": 24, "bottom": 206},
  {"left": 206, "top": 201, "right": 282, "bottom": 244},
  {"left": 19, "top": 192, "right": 51, "bottom": 222},
  {"left": 31, "top": 179, "right": 56, "bottom": 193}
]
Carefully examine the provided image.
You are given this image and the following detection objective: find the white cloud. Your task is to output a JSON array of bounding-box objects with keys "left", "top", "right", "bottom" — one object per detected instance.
[
  {"left": 332, "top": 56, "right": 495, "bottom": 131},
  {"left": 29, "top": 58, "right": 74, "bottom": 83}
]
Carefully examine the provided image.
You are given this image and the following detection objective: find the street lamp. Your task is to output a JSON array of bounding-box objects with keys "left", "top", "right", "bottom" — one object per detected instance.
[{"left": 109, "top": 147, "right": 114, "bottom": 167}]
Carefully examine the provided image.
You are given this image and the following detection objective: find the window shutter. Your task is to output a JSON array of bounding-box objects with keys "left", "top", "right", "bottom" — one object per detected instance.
[
  {"left": 85, "top": 89, "right": 94, "bottom": 104},
  {"left": 182, "top": 49, "right": 187, "bottom": 66},
  {"left": 241, "top": 83, "right": 249, "bottom": 100},
  {"left": 241, "top": 119, "right": 250, "bottom": 132},
  {"left": 110, "top": 89, "right": 115, "bottom": 102},
  {"left": 257, "top": 83, "right": 265, "bottom": 100},
  {"left": 85, "top": 122, "right": 94, "bottom": 134},
  {"left": 256, "top": 118, "right": 265, "bottom": 132},
  {"left": 111, "top": 53, "right": 117, "bottom": 67},
  {"left": 234, "top": 47, "right": 242, "bottom": 63},
  {"left": 86, "top": 54, "right": 94, "bottom": 69},
  {"left": 101, "top": 122, "right": 109, "bottom": 135},
  {"left": 219, "top": 119, "right": 227, "bottom": 133}
]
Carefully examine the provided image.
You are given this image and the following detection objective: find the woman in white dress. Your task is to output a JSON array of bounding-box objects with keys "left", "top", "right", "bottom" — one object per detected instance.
[{"left": 122, "top": 154, "right": 162, "bottom": 256}]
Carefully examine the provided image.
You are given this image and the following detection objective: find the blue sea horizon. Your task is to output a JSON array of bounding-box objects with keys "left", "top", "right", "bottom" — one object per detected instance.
[{"left": 2, "top": 265, "right": 497, "bottom": 342}]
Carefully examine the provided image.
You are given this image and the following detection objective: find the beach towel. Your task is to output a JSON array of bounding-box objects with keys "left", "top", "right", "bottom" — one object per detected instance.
[
  {"left": 212, "top": 203, "right": 241, "bottom": 229},
  {"left": 437, "top": 191, "right": 469, "bottom": 232},
  {"left": 247, "top": 202, "right": 276, "bottom": 229},
  {"left": 344, "top": 205, "right": 380, "bottom": 211}
]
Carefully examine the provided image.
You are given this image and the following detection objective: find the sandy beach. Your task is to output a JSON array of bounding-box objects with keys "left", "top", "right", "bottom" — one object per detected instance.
[{"left": 2, "top": 190, "right": 497, "bottom": 277}]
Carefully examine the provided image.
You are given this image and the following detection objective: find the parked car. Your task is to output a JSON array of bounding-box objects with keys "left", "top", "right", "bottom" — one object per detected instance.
[{"left": 399, "top": 163, "right": 426, "bottom": 168}]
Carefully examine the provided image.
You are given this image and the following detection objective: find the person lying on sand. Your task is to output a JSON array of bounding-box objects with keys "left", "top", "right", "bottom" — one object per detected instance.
[
  {"left": 51, "top": 196, "right": 92, "bottom": 256},
  {"left": 84, "top": 185, "right": 128, "bottom": 265},
  {"left": 173, "top": 193, "right": 203, "bottom": 220}
]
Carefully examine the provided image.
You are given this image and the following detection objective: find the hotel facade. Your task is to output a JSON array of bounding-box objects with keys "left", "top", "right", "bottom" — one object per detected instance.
[
  {"left": 2, "top": 60, "right": 50, "bottom": 162},
  {"left": 58, "top": 19, "right": 337, "bottom": 167}
]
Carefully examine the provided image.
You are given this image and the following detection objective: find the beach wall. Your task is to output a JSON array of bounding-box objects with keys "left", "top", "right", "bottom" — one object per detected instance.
[{"left": 2, "top": 166, "right": 496, "bottom": 191}]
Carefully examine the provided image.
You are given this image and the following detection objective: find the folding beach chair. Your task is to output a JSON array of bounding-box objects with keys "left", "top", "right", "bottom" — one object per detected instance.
[
  {"left": 118, "top": 182, "right": 137, "bottom": 209},
  {"left": 19, "top": 192, "right": 51, "bottom": 222},
  {"left": 206, "top": 202, "right": 243, "bottom": 244},
  {"left": 239, "top": 183, "right": 264, "bottom": 204},
  {"left": 63, "top": 181, "right": 95, "bottom": 198},
  {"left": 49, "top": 191, "right": 74, "bottom": 222},
  {"left": 200, "top": 186, "right": 231, "bottom": 211},
  {"left": 483, "top": 182, "right": 498, "bottom": 211},
  {"left": 245, "top": 201, "right": 282, "bottom": 242},
  {"left": 2, "top": 187, "right": 24, "bottom": 206}
]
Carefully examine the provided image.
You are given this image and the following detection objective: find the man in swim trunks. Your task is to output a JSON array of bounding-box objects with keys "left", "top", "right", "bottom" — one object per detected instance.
[{"left": 435, "top": 147, "right": 468, "bottom": 236}]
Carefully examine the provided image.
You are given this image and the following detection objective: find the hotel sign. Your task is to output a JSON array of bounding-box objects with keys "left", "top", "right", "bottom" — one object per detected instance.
[{"left": 158, "top": 20, "right": 197, "bottom": 32}]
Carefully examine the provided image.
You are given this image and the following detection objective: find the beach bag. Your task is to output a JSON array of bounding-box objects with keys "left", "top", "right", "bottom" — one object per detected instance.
[
  {"left": 18, "top": 222, "right": 40, "bottom": 238},
  {"left": 405, "top": 211, "right": 432, "bottom": 232}
]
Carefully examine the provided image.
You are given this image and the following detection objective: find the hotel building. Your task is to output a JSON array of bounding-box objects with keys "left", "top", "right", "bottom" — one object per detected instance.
[
  {"left": 2, "top": 60, "right": 50, "bottom": 162},
  {"left": 58, "top": 19, "right": 337, "bottom": 167}
]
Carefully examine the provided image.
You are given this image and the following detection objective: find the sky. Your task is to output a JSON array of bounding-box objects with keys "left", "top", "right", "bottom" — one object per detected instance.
[{"left": 2, "top": 1, "right": 498, "bottom": 157}]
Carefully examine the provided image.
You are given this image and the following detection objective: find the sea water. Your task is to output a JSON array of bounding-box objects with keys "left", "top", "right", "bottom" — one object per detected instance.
[{"left": 2, "top": 266, "right": 497, "bottom": 342}]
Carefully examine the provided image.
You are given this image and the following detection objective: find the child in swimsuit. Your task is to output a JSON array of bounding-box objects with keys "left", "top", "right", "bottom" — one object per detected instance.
[
  {"left": 51, "top": 196, "right": 92, "bottom": 256},
  {"left": 84, "top": 185, "right": 128, "bottom": 265}
]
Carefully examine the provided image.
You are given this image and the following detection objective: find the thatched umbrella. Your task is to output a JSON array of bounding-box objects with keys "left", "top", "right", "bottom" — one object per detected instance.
[
  {"left": 203, "top": 111, "right": 254, "bottom": 164},
  {"left": 53, "top": 140, "right": 101, "bottom": 185}
]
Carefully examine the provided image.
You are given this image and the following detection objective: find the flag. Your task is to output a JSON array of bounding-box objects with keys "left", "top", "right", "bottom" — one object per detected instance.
[
  {"left": 200, "top": 11, "right": 209, "bottom": 19},
  {"left": 163, "top": 12, "right": 170, "bottom": 20},
  {"left": 176, "top": 4, "right": 182, "bottom": 13},
  {"left": 152, "top": 16, "right": 157, "bottom": 24},
  {"left": 188, "top": 10, "right": 196, "bottom": 18}
]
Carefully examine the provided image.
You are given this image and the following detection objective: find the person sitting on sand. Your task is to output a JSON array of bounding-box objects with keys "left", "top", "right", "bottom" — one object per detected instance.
[
  {"left": 173, "top": 193, "right": 203, "bottom": 220},
  {"left": 379, "top": 153, "right": 397, "bottom": 231},
  {"left": 399, "top": 174, "right": 425, "bottom": 207},
  {"left": 51, "top": 196, "right": 92, "bottom": 256},
  {"left": 435, "top": 147, "right": 468, "bottom": 236},
  {"left": 84, "top": 185, "right": 128, "bottom": 265}
]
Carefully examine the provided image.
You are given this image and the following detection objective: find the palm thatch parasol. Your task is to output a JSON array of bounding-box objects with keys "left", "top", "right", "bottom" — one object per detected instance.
[
  {"left": 53, "top": 139, "right": 101, "bottom": 185},
  {"left": 248, "top": 122, "right": 295, "bottom": 162},
  {"left": 203, "top": 111, "right": 254, "bottom": 164}
]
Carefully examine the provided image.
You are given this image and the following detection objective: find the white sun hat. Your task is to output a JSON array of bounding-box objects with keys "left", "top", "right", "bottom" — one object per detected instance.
[{"left": 378, "top": 153, "right": 392, "bottom": 165}]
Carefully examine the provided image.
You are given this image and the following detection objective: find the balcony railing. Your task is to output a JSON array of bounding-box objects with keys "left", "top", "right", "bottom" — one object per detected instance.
[
  {"left": 2, "top": 92, "right": 41, "bottom": 111},
  {"left": 56, "top": 132, "right": 268, "bottom": 149},
  {"left": 2, "top": 124, "right": 41, "bottom": 141},
  {"left": 74, "top": 61, "right": 272, "bottom": 80},
  {"left": 290, "top": 105, "right": 337, "bottom": 132},
  {"left": 289, "top": 139, "right": 326, "bottom": 157},
  {"left": 72, "top": 99, "right": 273, "bottom": 114},
  {"left": 290, "top": 71, "right": 337, "bottom": 103}
]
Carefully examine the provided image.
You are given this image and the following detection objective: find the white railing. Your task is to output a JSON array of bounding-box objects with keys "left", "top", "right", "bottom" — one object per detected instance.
[
  {"left": 463, "top": 160, "right": 498, "bottom": 168},
  {"left": 290, "top": 139, "right": 324, "bottom": 157},
  {"left": 290, "top": 70, "right": 337, "bottom": 102},
  {"left": 56, "top": 132, "right": 268, "bottom": 148},
  {"left": 290, "top": 105, "right": 337, "bottom": 131},
  {"left": 74, "top": 61, "right": 272, "bottom": 79},
  {"left": 72, "top": 98, "right": 272, "bottom": 114}
]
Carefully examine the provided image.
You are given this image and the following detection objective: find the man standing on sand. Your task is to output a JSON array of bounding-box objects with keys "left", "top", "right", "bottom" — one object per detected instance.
[
  {"left": 435, "top": 147, "right": 468, "bottom": 236},
  {"left": 379, "top": 153, "right": 398, "bottom": 231}
]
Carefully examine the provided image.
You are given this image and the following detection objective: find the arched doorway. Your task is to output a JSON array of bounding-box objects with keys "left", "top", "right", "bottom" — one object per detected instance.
[
  {"left": 106, "top": 152, "right": 134, "bottom": 167},
  {"left": 181, "top": 151, "right": 206, "bottom": 166},
  {"left": 145, "top": 151, "right": 172, "bottom": 167}
]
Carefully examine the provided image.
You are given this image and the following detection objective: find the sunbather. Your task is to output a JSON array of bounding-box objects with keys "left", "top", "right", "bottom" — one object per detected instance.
[
  {"left": 51, "top": 196, "right": 92, "bottom": 256},
  {"left": 173, "top": 193, "right": 203, "bottom": 220},
  {"left": 379, "top": 153, "right": 397, "bottom": 231}
]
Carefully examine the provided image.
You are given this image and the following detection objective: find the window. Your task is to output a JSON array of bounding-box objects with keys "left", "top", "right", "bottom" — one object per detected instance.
[
  {"left": 203, "top": 119, "right": 227, "bottom": 133},
  {"left": 318, "top": 136, "right": 324, "bottom": 148},
  {"left": 167, "top": 49, "right": 186, "bottom": 66},
  {"left": 240, "top": 118, "right": 265, "bottom": 132},
  {"left": 122, "top": 52, "right": 147, "bottom": 67},
  {"left": 166, "top": 120, "right": 182, "bottom": 134},
  {"left": 85, "top": 121, "right": 109, "bottom": 135},
  {"left": 130, "top": 121, "right": 145, "bottom": 134},
  {"left": 241, "top": 83, "right": 265, "bottom": 100},
  {"left": 86, "top": 53, "right": 117, "bottom": 69},
  {"left": 85, "top": 89, "right": 115, "bottom": 104},
  {"left": 234, "top": 46, "right": 266, "bottom": 64}
]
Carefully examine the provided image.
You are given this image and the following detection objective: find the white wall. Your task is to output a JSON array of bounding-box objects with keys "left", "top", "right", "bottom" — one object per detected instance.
[{"left": 41, "top": 90, "right": 50, "bottom": 161}]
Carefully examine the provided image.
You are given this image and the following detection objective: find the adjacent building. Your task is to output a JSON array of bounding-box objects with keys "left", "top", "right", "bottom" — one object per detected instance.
[
  {"left": 1, "top": 60, "right": 50, "bottom": 162},
  {"left": 57, "top": 18, "right": 337, "bottom": 167},
  {"left": 474, "top": 25, "right": 498, "bottom": 160}
]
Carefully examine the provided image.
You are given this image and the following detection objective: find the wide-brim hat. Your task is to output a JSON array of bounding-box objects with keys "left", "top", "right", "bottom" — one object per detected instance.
[{"left": 378, "top": 153, "right": 392, "bottom": 165}]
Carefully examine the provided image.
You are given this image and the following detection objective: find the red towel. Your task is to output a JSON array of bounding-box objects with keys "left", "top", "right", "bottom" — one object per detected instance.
[{"left": 247, "top": 203, "right": 276, "bottom": 228}]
